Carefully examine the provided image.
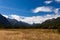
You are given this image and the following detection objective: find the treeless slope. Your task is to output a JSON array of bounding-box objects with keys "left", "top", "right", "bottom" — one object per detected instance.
[{"left": 0, "top": 29, "right": 60, "bottom": 40}]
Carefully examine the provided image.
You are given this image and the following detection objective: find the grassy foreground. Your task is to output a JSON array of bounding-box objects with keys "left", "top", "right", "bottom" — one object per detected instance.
[{"left": 0, "top": 29, "right": 60, "bottom": 40}]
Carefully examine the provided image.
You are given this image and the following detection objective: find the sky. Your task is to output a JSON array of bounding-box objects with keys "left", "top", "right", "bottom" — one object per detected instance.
[{"left": 0, "top": 0, "right": 60, "bottom": 24}]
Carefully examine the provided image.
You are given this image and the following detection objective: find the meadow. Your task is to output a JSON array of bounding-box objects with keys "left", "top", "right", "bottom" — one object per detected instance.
[{"left": 0, "top": 29, "right": 60, "bottom": 40}]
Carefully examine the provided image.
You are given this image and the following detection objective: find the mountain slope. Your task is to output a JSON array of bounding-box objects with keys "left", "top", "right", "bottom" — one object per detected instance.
[
  {"left": 0, "top": 14, "right": 31, "bottom": 28},
  {"left": 39, "top": 17, "right": 60, "bottom": 29},
  {"left": 7, "top": 18, "right": 31, "bottom": 28},
  {"left": 0, "top": 14, "right": 11, "bottom": 28}
]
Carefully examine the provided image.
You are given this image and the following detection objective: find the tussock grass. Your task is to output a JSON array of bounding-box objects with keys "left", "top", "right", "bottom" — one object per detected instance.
[{"left": 0, "top": 29, "right": 60, "bottom": 40}]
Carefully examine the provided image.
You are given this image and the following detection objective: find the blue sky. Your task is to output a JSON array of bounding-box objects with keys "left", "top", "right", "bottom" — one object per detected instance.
[
  {"left": 1, "top": 0, "right": 60, "bottom": 24},
  {"left": 0, "top": 0, "right": 60, "bottom": 16}
]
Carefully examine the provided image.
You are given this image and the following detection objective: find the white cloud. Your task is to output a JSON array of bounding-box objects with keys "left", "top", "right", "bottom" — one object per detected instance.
[
  {"left": 10, "top": 15, "right": 21, "bottom": 21},
  {"left": 21, "top": 16, "right": 44, "bottom": 24},
  {"left": 44, "top": 1, "right": 52, "bottom": 4},
  {"left": 55, "top": 0, "right": 60, "bottom": 2},
  {"left": 2, "top": 14, "right": 60, "bottom": 24},
  {"left": 3, "top": 14, "right": 24, "bottom": 21},
  {"left": 2, "top": 15, "right": 8, "bottom": 18},
  {"left": 54, "top": 8, "right": 60, "bottom": 15},
  {"left": 33, "top": 6, "right": 52, "bottom": 13}
]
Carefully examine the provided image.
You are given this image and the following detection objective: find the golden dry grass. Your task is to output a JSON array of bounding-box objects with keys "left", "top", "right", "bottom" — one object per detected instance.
[{"left": 0, "top": 29, "right": 60, "bottom": 40}]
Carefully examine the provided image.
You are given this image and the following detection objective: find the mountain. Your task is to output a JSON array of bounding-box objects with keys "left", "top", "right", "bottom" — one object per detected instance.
[
  {"left": 0, "top": 14, "right": 11, "bottom": 28},
  {"left": 38, "top": 17, "right": 60, "bottom": 29},
  {"left": 0, "top": 14, "right": 60, "bottom": 29},
  {"left": 0, "top": 14, "right": 31, "bottom": 28},
  {"left": 7, "top": 18, "right": 31, "bottom": 28}
]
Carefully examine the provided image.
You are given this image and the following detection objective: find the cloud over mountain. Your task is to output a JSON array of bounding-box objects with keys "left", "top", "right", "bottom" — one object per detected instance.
[{"left": 2, "top": 14, "right": 60, "bottom": 24}]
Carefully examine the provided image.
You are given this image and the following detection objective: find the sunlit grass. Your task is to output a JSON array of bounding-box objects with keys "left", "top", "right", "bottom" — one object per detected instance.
[{"left": 0, "top": 29, "right": 60, "bottom": 40}]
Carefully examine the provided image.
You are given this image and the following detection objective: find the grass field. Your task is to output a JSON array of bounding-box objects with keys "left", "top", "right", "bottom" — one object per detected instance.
[{"left": 0, "top": 29, "right": 60, "bottom": 40}]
